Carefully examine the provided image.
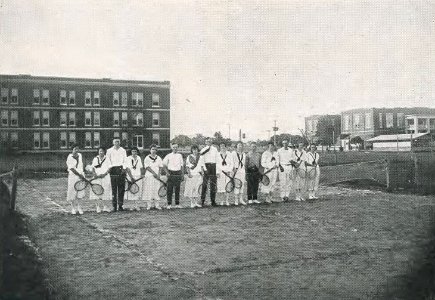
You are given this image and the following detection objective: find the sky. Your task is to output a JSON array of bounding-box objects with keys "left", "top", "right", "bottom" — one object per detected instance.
[{"left": 0, "top": 0, "right": 434, "bottom": 140}]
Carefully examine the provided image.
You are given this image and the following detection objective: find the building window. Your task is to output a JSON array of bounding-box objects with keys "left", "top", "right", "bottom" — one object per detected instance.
[
  {"left": 60, "top": 112, "right": 67, "bottom": 126},
  {"left": 133, "top": 135, "right": 144, "bottom": 149},
  {"left": 10, "top": 132, "right": 18, "bottom": 148},
  {"left": 121, "top": 112, "right": 128, "bottom": 126},
  {"left": 121, "top": 132, "right": 128, "bottom": 145},
  {"left": 386, "top": 113, "right": 394, "bottom": 128},
  {"left": 42, "top": 132, "right": 50, "bottom": 149},
  {"left": 11, "top": 89, "right": 18, "bottom": 104},
  {"left": 93, "top": 91, "right": 100, "bottom": 106},
  {"left": 60, "top": 132, "right": 67, "bottom": 149},
  {"left": 94, "top": 112, "right": 100, "bottom": 126},
  {"left": 85, "top": 91, "right": 92, "bottom": 106},
  {"left": 353, "top": 114, "right": 362, "bottom": 130},
  {"left": 10, "top": 111, "right": 18, "bottom": 127},
  {"left": 1, "top": 88, "right": 8, "bottom": 104},
  {"left": 113, "top": 92, "right": 119, "bottom": 106},
  {"left": 42, "top": 111, "right": 49, "bottom": 126},
  {"left": 69, "top": 132, "right": 76, "bottom": 148},
  {"left": 33, "top": 89, "right": 40, "bottom": 105},
  {"left": 152, "top": 93, "right": 160, "bottom": 107},
  {"left": 33, "top": 132, "right": 40, "bottom": 149},
  {"left": 121, "top": 92, "right": 127, "bottom": 106},
  {"left": 69, "top": 112, "right": 76, "bottom": 126},
  {"left": 42, "top": 90, "right": 49, "bottom": 105},
  {"left": 132, "top": 112, "right": 143, "bottom": 126},
  {"left": 113, "top": 112, "right": 120, "bottom": 126},
  {"left": 94, "top": 132, "right": 100, "bottom": 148},
  {"left": 33, "top": 111, "right": 40, "bottom": 126},
  {"left": 365, "top": 113, "right": 372, "bottom": 129},
  {"left": 378, "top": 113, "right": 383, "bottom": 129},
  {"left": 1, "top": 110, "right": 8, "bottom": 126},
  {"left": 85, "top": 112, "right": 92, "bottom": 126},
  {"left": 85, "top": 132, "right": 92, "bottom": 148},
  {"left": 132, "top": 92, "right": 143, "bottom": 106},
  {"left": 69, "top": 91, "right": 75, "bottom": 105},
  {"left": 152, "top": 112, "right": 160, "bottom": 127},
  {"left": 152, "top": 132, "right": 160, "bottom": 146},
  {"left": 60, "top": 90, "right": 67, "bottom": 105},
  {"left": 397, "top": 113, "right": 404, "bottom": 127}
]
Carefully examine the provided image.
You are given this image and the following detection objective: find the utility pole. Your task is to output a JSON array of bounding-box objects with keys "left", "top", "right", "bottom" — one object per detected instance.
[{"left": 272, "top": 120, "right": 279, "bottom": 146}]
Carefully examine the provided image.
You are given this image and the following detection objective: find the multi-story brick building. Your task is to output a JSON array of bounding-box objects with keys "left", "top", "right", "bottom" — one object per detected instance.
[
  {"left": 0, "top": 74, "right": 170, "bottom": 152},
  {"left": 340, "top": 107, "right": 435, "bottom": 149}
]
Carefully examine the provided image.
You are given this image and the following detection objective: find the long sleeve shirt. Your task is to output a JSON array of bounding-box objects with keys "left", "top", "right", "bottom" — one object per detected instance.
[
  {"left": 66, "top": 153, "right": 84, "bottom": 175},
  {"left": 245, "top": 151, "right": 261, "bottom": 171},
  {"left": 199, "top": 145, "right": 219, "bottom": 164},
  {"left": 261, "top": 151, "right": 278, "bottom": 170},
  {"left": 106, "top": 146, "right": 127, "bottom": 168}
]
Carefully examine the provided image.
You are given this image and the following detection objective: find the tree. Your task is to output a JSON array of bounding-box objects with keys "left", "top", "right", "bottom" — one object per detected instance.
[
  {"left": 191, "top": 134, "right": 208, "bottom": 146},
  {"left": 274, "top": 134, "right": 304, "bottom": 146},
  {"left": 315, "top": 116, "right": 340, "bottom": 146},
  {"left": 213, "top": 131, "right": 231, "bottom": 146},
  {"left": 171, "top": 135, "right": 192, "bottom": 147}
]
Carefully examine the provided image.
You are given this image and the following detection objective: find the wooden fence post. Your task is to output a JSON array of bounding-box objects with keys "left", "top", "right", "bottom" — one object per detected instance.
[{"left": 10, "top": 165, "right": 17, "bottom": 210}]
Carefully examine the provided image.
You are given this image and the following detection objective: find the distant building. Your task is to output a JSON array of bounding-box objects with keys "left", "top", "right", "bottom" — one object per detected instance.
[
  {"left": 405, "top": 114, "right": 435, "bottom": 134},
  {"left": 0, "top": 74, "right": 170, "bottom": 152},
  {"left": 340, "top": 107, "right": 435, "bottom": 150},
  {"left": 305, "top": 114, "right": 341, "bottom": 144},
  {"left": 367, "top": 133, "right": 431, "bottom": 151}
]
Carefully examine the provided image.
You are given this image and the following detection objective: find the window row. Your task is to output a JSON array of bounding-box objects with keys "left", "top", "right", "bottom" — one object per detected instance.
[
  {"left": 343, "top": 112, "right": 407, "bottom": 131},
  {"left": 0, "top": 132, "right": 18, "bottom": 148},
  {"left": 1, "top": 88, "right": 161, "bottom": 107},
  {"left": 1, "top": 110, "right": 18, "bottom": 126}
]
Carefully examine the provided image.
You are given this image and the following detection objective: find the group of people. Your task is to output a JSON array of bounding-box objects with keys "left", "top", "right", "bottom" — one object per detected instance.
[{"left": 66, "top": 138, "right": 321, "bottom": 215}]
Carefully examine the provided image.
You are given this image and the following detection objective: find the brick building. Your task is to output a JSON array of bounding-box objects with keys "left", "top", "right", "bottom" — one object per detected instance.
[{"left": 0, "top": 74, "right": 170, "bottom": 152}]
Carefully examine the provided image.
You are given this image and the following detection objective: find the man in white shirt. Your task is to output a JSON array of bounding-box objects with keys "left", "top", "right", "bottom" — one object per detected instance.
[
  {"left": 162, "top": 143, "right": 184, "bottom": 209},
  {"left": 291, "top": 142, "right": 308, "bottom": 201},
  {"left": 199, "top": 138, "right": 219, "bottom": 206},
  {"left": 277, "top": 140, "right": 293, "bottom": 202},
  {"left": 106, "top": 138, "right": 127, "bottom": 211}
]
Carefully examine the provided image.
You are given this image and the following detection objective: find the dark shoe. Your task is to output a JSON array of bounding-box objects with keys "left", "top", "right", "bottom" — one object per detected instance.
[
  {"left": 211, "top": 202, "right": 217, "bottom": 207},
  {"left": 112, "top": 206, "right": 118, "bottom": 212},
  {"left": 118, "top": 206, "right": 124, "bottom": 211}
]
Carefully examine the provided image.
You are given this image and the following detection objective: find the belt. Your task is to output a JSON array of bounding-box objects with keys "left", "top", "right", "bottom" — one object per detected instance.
[
  {"left": 205, "top": 162, "right": 216, "bottom": 165},
  {"left": 168, "top": 170, "right": 182, "bottom": 174}
]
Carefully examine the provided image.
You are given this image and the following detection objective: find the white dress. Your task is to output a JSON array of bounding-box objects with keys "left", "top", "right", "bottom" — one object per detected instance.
[
  {"left": 217, "top": 152, "right": 233, "bottom": 193},
  {"left": 232, "top": 151, "right": 246, "bottom": 195},
  {"left": 261, "top": 150, "right": 279, "bottom": 194},
  {"left": 124, "top": 155, "right": 144, "bottom": 201},
  {"left": 90, "top": 155, "right": 112, "bottom": 201},
  {"left": 142, "top": 154, "right": 163, "bottom": 201},
  {"left": 184, "top": 154, "right": 205, "bottom": 198},
  {"left": 305, "top": 152, "right": 320, "bottom": 192},
  {"left": 66, "top": 153, "right": 85, "bottom": 201}
]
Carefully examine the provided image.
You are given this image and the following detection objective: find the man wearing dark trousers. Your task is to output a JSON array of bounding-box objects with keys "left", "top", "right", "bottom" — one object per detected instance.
[
  {"left": 200, "top": 138, "right": 219, "bottom": 206},
  {"left": 163, "top": 143, "right": 184, "bottom": 209},
  {"left": 106, "top": 138, "right": 127, "bottom": 211},
  {"left": 245, "top": 142, "right": 262, "bottom": 204}
]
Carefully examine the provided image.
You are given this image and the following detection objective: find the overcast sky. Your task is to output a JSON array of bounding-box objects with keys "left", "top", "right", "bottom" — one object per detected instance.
[{"left": 0, "top": 0, "right": 434, "bottom": 139}]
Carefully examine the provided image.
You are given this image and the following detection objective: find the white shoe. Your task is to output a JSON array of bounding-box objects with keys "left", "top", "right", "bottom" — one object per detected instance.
[
  {"left": 155, "top": 205, "right": 162, "bottom": 210},
  {"left": 174, "top": 205, "right": 182, "bottom": 209},
  {"left": 248, "top": 200, "right": 253, "bottom": 204},
  {"left": 234, "top": 201, "right": 239, "bottom": 206},
  {"left": 265, "top": 199, "right": 272, "bottom": 204},
  {"left": 240, "top": 199, "right": 247, "bottom": 205},
  {"left": 191, "top": 203, "right": 196, "bottom": 208},
  {"left": 295, "top": 198, "right": 301, "bottom": 201},
  {"left": 96, "top": 205, "right": 101, "bottom": 213},
  {"left": 300, "top": 198, "right": 306, "bottom": 201},
  {"left": 308, "top": 196, "right": 314, "bottom": 200},
  {"left": 102, "top": 206, "right": 110, "bottom": 212},
  {"left": 167, "top": 205, "right": 172, "bottom": 210},
  {"left": 312, "top": 196, "right": 318, "bottom": 200},
  {"left": 77, "top": 206, "right": 84, "bottom": 215},
  {"left": 219, "top": 202, "right": 224, "bottom": 206},
  {"left": 195, "top": 204, "right": 202, "bottom": 208},
  {"left": 225, "top": 201, "right": 230, "bottom": 206},
  {"left": 136, "top": 206, "right": 141, "bottom": 211},
  {"left": 71, "top": 208, "right": 77, "bottom": 215},
  {"left": 146, "top": 206, "right": 151, "bottom": 210},
  {"left": 253, "top": 200, "right": 260, "bottom": 204}
]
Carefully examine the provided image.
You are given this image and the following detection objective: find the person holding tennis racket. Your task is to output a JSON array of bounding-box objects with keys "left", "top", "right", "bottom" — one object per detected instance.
[
  {"left": 217, "top": 143, "right": 234, "bottom": 206},
  {"left": 277, "top": 140, "right": 294, "bottom": 202},
  {"left": 199, "top": 138, "right": 219, "bottom": 207},
  {"left": 291, "top": 142, "right": 308, "bottom": 201},
  {"left": 66, "top": 144, "right": 86, "bottom": 215},
  {"left": 163, "top": 143, "right": 184, "bottom": 209},
  {"left": 90, "top": 147, "right": 112, "bottom": 213},
  {"left": 143, "top": 144, "right": 164, "bottom": 210},
  {"left": 124, "top": 147, "right": 144, "bottom": 211},
  {"left": 261, "top": 142, "right": 279, "bottom": 203},
  {"left": 107, "top": 138, "right": 127, "bottom": 212},
  {"left": 232, "top": 142, "right": 247, "bottom": 205},
  {"left": 305, "top": 144, "right": 320, "bottom": 200},
  {"left": 245, "top": 142, "right": 262, "bottom": 204},
  {"left": 184, "top": 145, "right": 205, "bottom": 208}
]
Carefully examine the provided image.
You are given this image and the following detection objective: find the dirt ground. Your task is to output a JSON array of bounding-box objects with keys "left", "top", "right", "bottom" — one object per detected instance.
[{"left": 12, "top": 176, "right": 435, "bottom": 300}]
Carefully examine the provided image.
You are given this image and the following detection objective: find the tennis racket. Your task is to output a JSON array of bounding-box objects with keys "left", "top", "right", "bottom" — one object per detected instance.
[
  {"left": 307, "top": 166, "right": 317, "bottom": 179},
  {"left": 259, "top": 165, "right": 278, "bottom": 186},
  {"left": 296, "top": 166, "right": 307, "bottom": 179},
  {"left": 155, "top": 177, "right": 167, "bottom": 197},
  {"left": 74, "top": 177, "right": 104, "bottom": 195},
  {"left": 197, "top": 174, "right": 218, "bottom": 195},
  {"left": 222, "top": 170, "right": 243, "bottom": 193},
  {"left": 125, "top": 176, "right": 145, "bottom": 194}
]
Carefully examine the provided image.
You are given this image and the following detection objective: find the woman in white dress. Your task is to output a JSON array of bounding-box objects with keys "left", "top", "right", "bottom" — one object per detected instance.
[
  {"left": 261, "top": 142, "right": 279, "bottom": 203},
  {"left": 232, "top": 142, "right": 247, "bottom": 205},
  {"left": 124, "top": 147, "right": 144, "bottom": 211},
  {"left": 66, "top": 144, "right": 85, "bottom": 215},
  {"left": 217, "top": 143, "right": 233, "bottom": 206},
  {"left": 184, "top": 145, "right": 205, "bottom": 208},
  {"left": 143, "top": 144, "right": 163, "bottom": 210},
  {"left": 90, "top": 147, "right": 112, "bottom": 213},
  {"left": 305, "top": 144, "right": 320, "bottom": 200}
]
